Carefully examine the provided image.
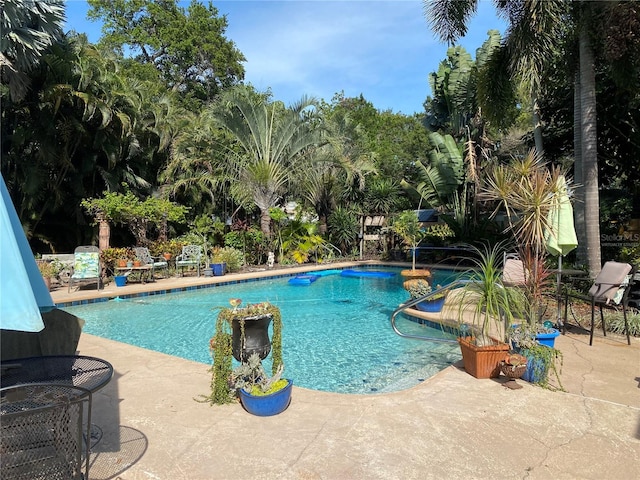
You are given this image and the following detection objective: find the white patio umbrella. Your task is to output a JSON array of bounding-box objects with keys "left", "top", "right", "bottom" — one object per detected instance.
[
  {"left": 0, "top": 173, "right": 54, "bottom": 332},
  {"left": 544, "top": 175, "right": 578, "bottom": 326}
]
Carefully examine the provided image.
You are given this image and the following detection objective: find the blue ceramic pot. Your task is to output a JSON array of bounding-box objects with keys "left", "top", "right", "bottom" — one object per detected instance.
[
  {"left": 535, "top": 328, "right": 560, "bottom": 348},
  {"left": 114, "top": 275, "right": 127, "bottom": 287},
  {"left": 513, "top": 346, "right": 550, "bottom": 384},
  {"left": 415, "top": 296, "right": 446, "bottom": 312},
  {"left": 519, "top": 350, "right": 547, "bottom": 383},
  {"left": 211, "top": 263, "right": 226, "bottom": 276},
  {"left": 238, "top": 379, "right": 293, "bottom": 416}
]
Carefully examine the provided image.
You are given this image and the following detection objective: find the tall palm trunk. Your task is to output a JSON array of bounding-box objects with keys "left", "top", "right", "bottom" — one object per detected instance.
[
  {"left": 573, "top": 72, "right": 586, "bottom": 265},
  {"left": 532, "top": 94, "right": 544, "bottom": 154},
  {"left": 579, "top": 29, "right": 601, "bottom": 277},
  {"left": 260, "top": 209, "right": 271, "bottom": 237}
]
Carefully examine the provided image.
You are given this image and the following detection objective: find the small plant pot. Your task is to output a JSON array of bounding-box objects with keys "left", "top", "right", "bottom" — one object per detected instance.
[
  {"left": 133, "top": 260, "right": 142, "bottom": 267},
  {"left": 535, "top": 328, "right": 560, "bottom": 348},
  {"left": 114, "top": 275, "right": 127, "bottom": 287},
  {"left": 500, "top": 361, "right": 527, "bottom": 380},
  {"left": 211, "top": 263, "right": 226, "bottom": 276},
  {"left": 415, "top": 296, "right": 446, "bottom": 312},
  {"left": 118, "top": 260, "right": 127, "bottom": 268},
  {"left": 238, "top": 379, "right": 293, "bottom": 416},
  {"left": 126, "top": 261, "right": 133, "bottom": 268}
]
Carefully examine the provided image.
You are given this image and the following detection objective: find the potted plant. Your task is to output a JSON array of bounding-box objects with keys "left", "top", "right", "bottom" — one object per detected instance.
[
  {"left": 36, "top": 258, "right": 63, "bottom": 291},
  {"left": 205, "top": 299, "right": 284, "bottom": 408},
  {"left": 210, "top": 247, "right": 226, "bottom": 276},
  {"left": 499, "top": 352, "right": 528, "bottom": 387},
  {"left": 481, "top": 152, "right": 567, "bottom": 340},
  {"left": 232, "top": 353, "right": 292, "bottom": 416},
  {"left": 403, "top": 278, "right": 447, "bottom": 312},
  {"left": 391, "top": 210, "right": 431, "bottom": 280},
  {"left": 507, "top": 324, "right": 563, "bottom": 389},
  {"left": 455, "top": 242, "right": 512, "bottom": 379},
  {"left": 100, "top": 247, "right": 135, "bottom": 274},
  {"left": 500, "top": 352, "right": 528, "bottom": 376}
]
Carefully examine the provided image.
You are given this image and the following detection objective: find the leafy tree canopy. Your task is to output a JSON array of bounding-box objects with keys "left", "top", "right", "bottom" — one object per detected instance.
[
  {"left": 87, "top": 0, "right": 246, "bottom": 108},
  {"left": 82, "top": 189, "right": 188, "bottom": 245}
]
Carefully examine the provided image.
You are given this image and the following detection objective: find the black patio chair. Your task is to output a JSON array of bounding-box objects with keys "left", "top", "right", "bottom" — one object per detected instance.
[{"left": 564, "top": 261, "right": 634, "bottom": 345}]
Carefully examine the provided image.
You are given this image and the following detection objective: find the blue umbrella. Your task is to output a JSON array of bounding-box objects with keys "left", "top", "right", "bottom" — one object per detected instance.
[{"left": 0, "top": 173, "right": 54, "bottom": 332}]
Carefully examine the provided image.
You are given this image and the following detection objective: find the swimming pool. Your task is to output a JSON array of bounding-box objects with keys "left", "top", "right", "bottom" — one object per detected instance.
[{"left": 64, "top": 267, "right": 462, "bottom": 394}]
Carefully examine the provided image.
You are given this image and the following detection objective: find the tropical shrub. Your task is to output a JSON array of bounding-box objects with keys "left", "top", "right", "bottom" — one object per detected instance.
[
  {"left": 279, "top": 218, "right": 327, "bottom": 264},
  {"left": 36, "top": 259, "right": 64, "bottom": 279},
  {"left": 327, "top": 206, "right": 359, "bottom": 255},
  {"left": 224, "top": 227, "right": 268, "bottom": 265},
  {"left": 603, "top": 311, "right": 640, "bottom": 337},
  {"left": 211, "top": 246, "right": 244, "bottom": 272},
  {"left": 150, "top": 239, "right": 184, "bottom": 258}
]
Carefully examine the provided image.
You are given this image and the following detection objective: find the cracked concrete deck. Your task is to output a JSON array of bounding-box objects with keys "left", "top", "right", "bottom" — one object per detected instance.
[{"left": 51, "top": 263, "right": 640, "bottom": 479}]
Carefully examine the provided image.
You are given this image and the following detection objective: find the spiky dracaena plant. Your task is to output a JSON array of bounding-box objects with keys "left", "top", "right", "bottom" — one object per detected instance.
[
  {"left": 480, "top": 150, "right": 569, "bottom": 327},
  {"left": 457, "top": 241, "right": 515, "bottom": 345}
]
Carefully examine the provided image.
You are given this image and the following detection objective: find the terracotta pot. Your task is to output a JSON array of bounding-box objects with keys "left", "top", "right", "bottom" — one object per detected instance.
[
  {"left": 457, "top": 336, "right": 509, "bottom": 379},
  {"left": 163, "top": 253, "right": 172, "bottom": 261},
  {"left": 118, "top": 259, "right": 127, "bottom": 268},
  {"left": 133, "top": 260, "right": 142, "bottom": 267},
  {"left": 400, "top": 269, "right": 432, "bottom": 281}
]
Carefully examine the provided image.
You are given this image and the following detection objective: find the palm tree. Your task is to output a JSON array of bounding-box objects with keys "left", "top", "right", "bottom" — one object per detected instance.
[
  {"left": 305, "top": 108, "right": 377, "bottom": 234},
  {"left": 160, "top": 109, "right": 229, "bottom": 206},
  {"left": 2, "top": 33, "right": 160, "bottom": 249},
  {"left": 424, "top": 0, "right": 566, "bottom": 154},
  {"left": 1, "top": 0, "right": 65, "bottom": 102},
  {"left": 576, "top": 8, "right": 600, "bottom": 276},
  {"left": 408, "top": 132, "right": 465, "bottom": 209},
  {"left": 423, "top": 0, "right": 604, "bottom": 276},
  {"left": 209, "top": 86, "right": 320, "bottom": 236}
]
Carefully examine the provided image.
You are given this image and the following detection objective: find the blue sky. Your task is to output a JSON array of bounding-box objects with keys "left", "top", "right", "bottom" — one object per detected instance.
[{"left": 64, "top": 0, "right": 507, "bottom": 115}]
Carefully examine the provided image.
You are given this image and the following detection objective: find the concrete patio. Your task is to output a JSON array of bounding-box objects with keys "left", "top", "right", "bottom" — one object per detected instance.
[{"left": 50, "top": 264, "right": 640, "bottom": 479}]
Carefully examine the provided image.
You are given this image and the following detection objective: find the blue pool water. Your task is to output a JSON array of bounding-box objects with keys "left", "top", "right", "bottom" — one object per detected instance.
[{"left": 64, "top": 267, "right": 462, "bottom": 394}]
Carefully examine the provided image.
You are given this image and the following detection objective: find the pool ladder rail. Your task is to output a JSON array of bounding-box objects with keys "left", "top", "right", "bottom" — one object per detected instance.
[{"left": 390, "top": 279, "right": 473, "bottom": 344}]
